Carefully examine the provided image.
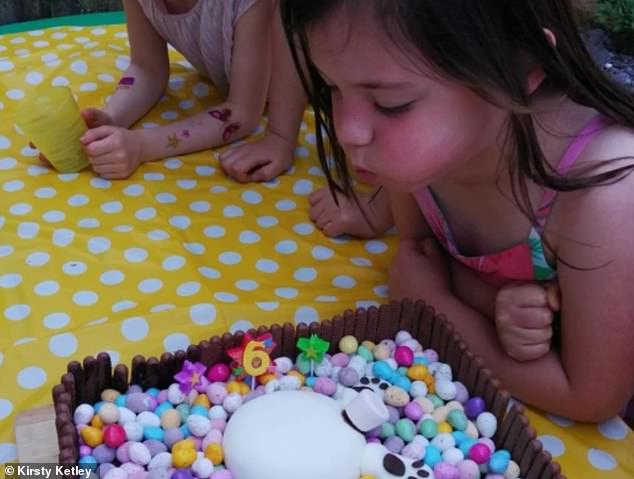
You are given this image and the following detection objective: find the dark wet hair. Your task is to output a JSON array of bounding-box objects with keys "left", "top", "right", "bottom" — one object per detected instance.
[{"left": 281, "top": 0, "right": 634, "bottom": 237}]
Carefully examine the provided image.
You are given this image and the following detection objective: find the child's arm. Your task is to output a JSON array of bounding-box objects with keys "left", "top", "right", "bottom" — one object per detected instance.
[
  {"left": 103, "top": 0, "right": 170, "bottom": 128},
  {"left": 219, "top": 0, "right": 307, "bottom": 183},
  {"left": 82, "top": 0, "right": 273, "bottom": 180},
  {"left": 389, "top": 188, "right": 634, "bottom": 422}
]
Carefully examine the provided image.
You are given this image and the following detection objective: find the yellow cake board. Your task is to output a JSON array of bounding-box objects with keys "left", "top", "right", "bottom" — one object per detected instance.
[{"left": 14, "top": 405, "right": 58, "bottom": 464}]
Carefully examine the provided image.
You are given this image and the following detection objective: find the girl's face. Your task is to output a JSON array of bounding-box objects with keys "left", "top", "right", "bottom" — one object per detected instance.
[{"left": 308, "top": 13, "right": 509, "bottom": 192}]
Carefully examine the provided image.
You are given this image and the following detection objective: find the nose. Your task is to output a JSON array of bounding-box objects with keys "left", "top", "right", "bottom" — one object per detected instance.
[{"left": 332, "top": 96, "right": 373, "bottom": 151}]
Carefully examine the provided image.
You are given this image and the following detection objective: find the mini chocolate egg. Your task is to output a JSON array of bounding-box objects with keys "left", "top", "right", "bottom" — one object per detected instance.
[
  {"left": 120, "top": 463, "right": 143, "bottom": 475},
  {"left": 206, "top": 363, "right": 231, "bottom": 383},
  {"left": 504, "top": 460, "right": 521, "bottom": 479},
  {"left": 101, "top": 389, "right": 121, "bottom": 403},
  {"left": 148, "top": 451, "right": 172, "bottom": 470},
  {"left": 193, "top": 394, "right": 211, "bottom": 409},
  {"left": 330, "top": 352, "right": 350, "bottom": 368},
  {"left": 383, "top": 386, "right": 409, "bottom": 407},
  {"left": 273, "top": 356, "right": 293, "bottom": 374},
  {"left": 102, "top": 467, "right": 128, "bottom": 479},
  {"left": 465, "top": 420, "right": 479, "bottom": 439},
  {"left": 394, "top": 346, "right": 414, "bottom": 367},
  {"left": 395, "top": 330, "right": 412, "bottom": 345},
  {"left": 163, "top": 427, "right": 184, "bottom": 449},
  {"left": 226, "top": 381, "right": 243, "bottom": 395},
  {"left": 409, "top": 380, "right": 428, "bottom": 398},
  {"left": 209, "top": 405, "right": 228, "bottom": 421},
  {"left": 434, "top": 363, "right": 453, "bottom": 381},
  {"left": 401, "top": 442, "right": 425, "bottom": 461},
  {"left": 91, "top": 415, "right": 104, "bottom": 429},
  {"left": 161, "top": 409, "right": 181, "bottom": 429},
  {"left": 143, "top": 439, "right": 167, "bottom": 457},
  {"left": 92, "top": 444, "right": 116, "bottom": 464},
  {"left": 314, "top": 377, "right": 337, "bottom": 396},
  {"left": 476, "top": 412, "right": 497, "bottom": 438},
  {"left": 81, "top": 426, "right": 103, "bottom": 448},
  {"left": 126, "top": 392, "right": 153, "bottom": 413},
  {"left": 431, "top": 432, "right": 456, "bottom": 452},
  {"left": 137, "top": 411, "right": 161, "bottom": 428},
  {"left": 372, "top": 344, "right": 391, "bottom": 360},
  {"left": 123, "top": 422, "right": 144, "bottom": 442},
  {"left": 186, "top": 414, "right": 212, "bottom": 437},
  {"left": 338, "top": 335, "right": 359, "bottom": 354},
  {"left": 129, "top": 442, "right": 151, "bottom": 466},
  {"left": 167, "top": 384, "right": 186, "bottom": 405},
  {"left": 147, "top": 469, "right": 171, "bottom": 479},
  {"left": 314, "top": 357, "right": 333, "bottom": 377},
  {"left": 361, "top": 340, "right": 376, "bottom": 351},
  {"left": 172, "top": 447, "right": 197, "bottom": 468},
  {"left": 103, "top": 424, "right": 126, "bottom": 449},
  {"left": 432, "top": 406, "right": 450, "bottom": 423},
  {"left": 206, "top": 383, "right": 227, "bottom": 405},
  {"left": 379, "top": 339, "right": 396, "bottom": 352},
  {"left": 118, "top": 407, "right": 136, "bottom": 425},
  {"left": 442, "top": 447, "right": 464, "bottom": 466},
  {"left": 338, "top": 367, "right": 359, "bottom": 387},
  {"left": 435, "top": 379, "right": 458, "bottom": 401},
  {"left": 192, "top": 457, "right": 214, "bottom": 479},
  {"left": 204, "top": 443, "right": 224, "bottom": 465},
  {"left": 74, "top": 404, "right": 95, "bottom": 425},
  {"left": 202, "top": 429, "right": 223, "bottom": 450},
  {"left": 456, "top": 459, "right": 480, "bottom": 479}
]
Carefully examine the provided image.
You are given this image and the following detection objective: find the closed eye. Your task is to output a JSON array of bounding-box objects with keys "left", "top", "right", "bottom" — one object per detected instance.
[{"left": 374, "top": 101, "right": 414, "bottom": 115}]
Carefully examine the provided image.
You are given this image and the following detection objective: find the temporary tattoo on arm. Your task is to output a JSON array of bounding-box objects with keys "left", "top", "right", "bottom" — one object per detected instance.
[
  {"left": 208, "top": 108, "right": 232, "bottom": 122},
  {"left": 167, "top": 134, "right": 181, "bottom": 149},
  {"left": 118, "top": 76, "right": 135, "bottom": 89},
  {"left": 222, "top": 122, "right": 241, "bottom": 142},
  {"left": 181, "top": 129, "right": 191, "bottom": 138}
]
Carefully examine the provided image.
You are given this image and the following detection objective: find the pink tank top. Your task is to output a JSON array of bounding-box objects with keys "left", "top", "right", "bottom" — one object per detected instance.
[
  {"left": 415, "top": 115, "right": 612, "bottom": 286},
  {"left": 137, "top": 0, "right": 258, "bottom": 96}
]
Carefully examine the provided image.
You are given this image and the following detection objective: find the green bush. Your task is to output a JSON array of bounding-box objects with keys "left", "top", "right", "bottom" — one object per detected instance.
[{"left": 597, "top": 0, "right": 634, "bottom": 54}]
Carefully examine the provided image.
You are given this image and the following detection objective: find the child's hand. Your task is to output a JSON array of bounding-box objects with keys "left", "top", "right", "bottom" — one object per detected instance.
[
  {"left": 388, "top": 238, "right": 451, "bottom": 301},
  {"left": 309, "top": 188, "right": 393, "bottom": 238},
  {"left": 495, "top": 282, "right": 560, "bottom": 362},
  {"left": 81, "top": 126, "right": 145, "bottom": 180},
  {"left": 218, "top": 133, "right": 294, "bottom": 183}
]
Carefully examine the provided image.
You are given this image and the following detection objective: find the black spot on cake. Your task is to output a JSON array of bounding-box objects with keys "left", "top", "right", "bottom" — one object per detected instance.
[{"left": 383, "top": 454, "right": 406, "bottom": 476}]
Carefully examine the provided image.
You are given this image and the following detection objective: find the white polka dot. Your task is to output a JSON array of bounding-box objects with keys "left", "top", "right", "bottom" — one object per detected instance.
[
  {"left": 224, "top": 205, "right": 245, "bottom": 218},
  {"left": 101, "top": 351, "right": 120, "bottom": 366},
  {"left": 190, "top": 201, "right": 211, "bottom": 213},
  {"left": 17, "top": 367, "right": 47, "bottom": 389},
  {"left": 143, "top": 123, "right": 160, "bottom": 130},
  {"left": 184, "top": 243, "right": 205, "bottom": 255},
  {"left": 124, "top": 248, "right": 148, "bottom": 263},
  {"left": 0, "top": 443, "right": 17, "bottom": 463},
  {"left": 161, "top": 111, "right": 180, "bottom": 121},
  {"left": 587, "top": 449, "right": 618, "bottom": 470},
  {"left": 177, "top": 179, "right": 197, "bottom": 190},
  {"left": 0, "top": 60, "right": 14, "bottom": 72},
  {"left": 190, "top": 304, "right": 216, "bottom": 325},
  {"left": 0, "top": 157, "right": 17, "bottom": 170},
  {"left": 14, "top": 337, "right": 35, "bottom": 346},
  {"left": 333, "top": 275, "right": 357, "bottom": 289},
  {"left": 73, "top": 291, "right": 98, "bottom": 306},
  {"left": 195, "top": 165, "right": 215, "bottom": 177},
  {"left": 123, "top": 184, "right": 144, "bottom": 197},
  {"left": 241, "top": 191, "right": 263, "bottom": 204},
  {"left": 296, "top": 146, "right": 309, "bottom": 157},
  {"left": 257, "top": 216, "right": 279, "bottom": 228},
  {"left": 161, "top": 256, "right": 185, "bottom": 271},
  {"left": 116, "top": 56, "right": 131, "bottom": 71},
  {"left": 256, "top": 259, "right": 279, "bottom": 273},
  {"left": 100, "top": 270, "right": 125, "bottom": 286},
  {"left": 210, "top": 186, "right": 228, "bottom": 193},
  {"left": 598, "top": 418, "right": 628, "bottom": 440},
  {"left": 52, "top": 75, "right": 70, "bottom": 87},
  {"left": 49, "top": 333, "right": 78, "bottom": 357},
  {"left": 156, "top": 192, "right": 177, "bottom": 204},
  {"left": 151, "top": 304, "right": 175, "bottom": 313},
  {"left": 78, "top": 219, "right": 100, "bottom": 229},
  {"left": 164, "top": 157, "right": 182, "bottom": 169},
  {"left": 316, "top": 295, "right": 339, "bottom": 302},
  {"left": 34, "top": 187, "right": 56, "bottom": 199},
  {"left": 193, "top": 82, "right": 210, "bottom": 97},
  {"left": 42, "top": 52, "right": 58, "bottom": 63},
  {"left": 293, "top": 179, "right": 313, "bottom": 195},
  {"left": 80, "top": 82, "right": 98, "bottom": 92},
  {"left": 293, "top": 223, "right": 315, "bottom": 235},
  {"left": 18, "top": 222, "right": 39, "bottom": 239},
  {"left": 4, "top": 304, "right": 30, "bottom": 321},
  {"left": 215, "top": 292, "right": 238, "bottom": 303},
  {"left": 0, "top": 136, "right": 11, "bottom": 149},
  {"left": 112, "top": 225, "right": 132, "bottom": 233},
  {"left": 71, "top": 60, "right": 88, "bottom": 74},
  {"left": 87, "top": 317, "right": 108, "bottom": 326},
  {"left": 198, "top": 267, "right": 221, "bottom": 279},
  {"left": 276, "top": 200, "right": 297, "bottom": 211},
  {"left": 230, "top": 320, "right": 255, "bottom": 334},
  {"left": 312, "top": 246, "right": 334, "bottom": 260},
  {"left": 169, "top": 76, "right": 185, "bottom": 90},
  {"left": 91, "top": 178, "right": 112, "bottom": 189},
  {"left": 180, "top": 99, "right": 194, "bottom": 109},
  {"left": 43, "top": 312, "right": 70, "bottom": 330},
  {"left": 68, "top": 194, "right": 89, "bottom": 207},
  {"left": 53, "top": 228, "right": 75, "bottom": 247},
  {"left": 305, "top": 133, "right": 317, "bottom": 144},
  {"left": 177, "top": 282, "right": 201, "bottom": 297},
  {"left": 10, "top": 203, "right": 32, "bottom": 215},
  {"left": 63, "top": 261, "right": 86, "bottom": 275},
  {"left": 275, "top": 240, "right": 298, "bottom": 255},
  {"left": 101, "top": 201, "right": 123, "bottom": 214},
  {"left": 20, "top": 146, "right": 37, "bottom": 157},
  {"left": 33, "top": 280, "right": 59, "bottom": 296},
  {"left": 329, "top": 236, "right": 350, "bottom": 245},
  {"left": 351, "top": 257, "right": 373, "bottom": 267},
  {"left": 366, "top": 240, "right": 388, "bottom": 254},
  {"left": 27, "top": 165, "right": 50, "bottom": 177},
  {"left": 295, "top": 306, "right": 319, "bottom": 325},
  {"left": 164, "top": 333, "right": 191, "bottom": 353},
  {"left": 0, "top": 246, "right": 14, "bottom": 257},
  {"left": 0, "top": 274, "right": 22, "bottom": 288},
  {"left": 113, "top": 301, "right": 137, "bottom": 313},
  {"left": 236, "top": 280, "right": 259, "bottom": 291},
  {"left": 0, "top": 399, "right": 14, "bottom": 420},
  {"left": 42, "top": 210, "right": 64, "bottom": 223},
  {"left": 148, "top": 230, "right": 170, "bottom": 241},
  {"left": 139, "top": 279, "right": 163, "bottom": 294},
  {"left": 256, "top": 301, "right": 279, "bottom": 311},
  {"left": 357, "top": 300, "right": 380, "bottom": 309},
  {"left": 239, "top": 230, "right": 261, "bottom": 244},
  {"left": 294, "top": 267, "right": 317, "bottom": 282},
  {"left": 3, "top": 179, "right": 23, "bottom": 190},
  {"left": 51, "top": 32, "right": 67, "bottom": 39},
  {"left": 87, "top": 237, "right": 111, "bottom": 255},
  {"left": 545, "top": 414, "right": 575, "bottom": 428},
  {"left": 275, "top": 288, "right": 299, "bottom": 299},
  {"left": 6, "top": 89, "right": 24, "bottom": 100},
  {"left": 135, "top": 207, "right": 157, "bottom": 221},
  {"left": 170, "top": 216, "right": 191, "bottom": 230},
  {"left": 121, "top": 317, "right": 149, "bottom": 341},
  {"left": 204, "top": 225, "right": 226, "bottom": 238},
  {"left": 374, "top": 285, "right": 389, "bottom": 298},
  {"left": 24, "top": 71, "right": 44, "bottom": 85},
  {"left": 218, "top": 252, "right": 241, "bottom": 265},
  {"left": 538, "top": 435, "right": 565, "bottom": 458}
]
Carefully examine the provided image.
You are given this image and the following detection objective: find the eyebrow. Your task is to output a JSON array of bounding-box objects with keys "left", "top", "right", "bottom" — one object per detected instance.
[{"left": 316, "top": 68, "right": 415, "bottom": 90}]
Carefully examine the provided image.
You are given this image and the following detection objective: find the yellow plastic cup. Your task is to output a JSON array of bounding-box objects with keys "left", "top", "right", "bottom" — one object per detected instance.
[{"left": 15, "top": 86, "right": 89, "bottom": 173}]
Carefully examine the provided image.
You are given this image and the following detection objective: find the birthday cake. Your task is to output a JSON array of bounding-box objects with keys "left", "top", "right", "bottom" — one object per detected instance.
[{"left": 52, "top": 300, "right": 565, "bottom": 479}]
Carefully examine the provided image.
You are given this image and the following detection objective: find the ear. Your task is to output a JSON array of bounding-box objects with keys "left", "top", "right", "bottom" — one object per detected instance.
[{"left": 526, "top": 29, "right": 556, "bottom": 95}]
